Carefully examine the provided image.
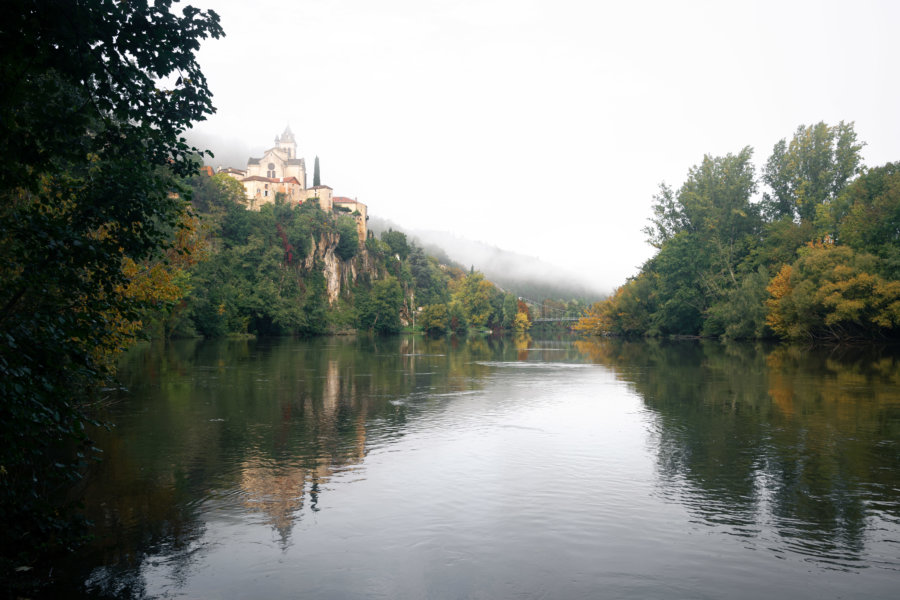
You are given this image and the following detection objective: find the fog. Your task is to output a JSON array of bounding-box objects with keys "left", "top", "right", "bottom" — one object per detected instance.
[
  {"left": 184, "top": 0, "right": 900, "bottom": 293},
  {"left": 189, "top": 132, "right": 609, "bottom": 299},
  {"left": 368, "top": 216, "right": 607, "bottom": 300}
]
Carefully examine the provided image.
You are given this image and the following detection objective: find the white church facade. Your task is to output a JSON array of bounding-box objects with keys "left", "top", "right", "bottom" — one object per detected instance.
[{"left": 218, "top": 126, "right": 367, "bottom": 242}]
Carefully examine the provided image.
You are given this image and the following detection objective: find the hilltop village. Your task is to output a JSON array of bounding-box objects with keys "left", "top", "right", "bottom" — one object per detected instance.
[{"left": 215, "top": 126, "right": 368, "bottom": 243}]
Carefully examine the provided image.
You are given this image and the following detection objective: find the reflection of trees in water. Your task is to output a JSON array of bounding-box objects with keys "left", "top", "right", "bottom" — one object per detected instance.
[
  {"left": 575, "top": 338, "right": 900, "bottom": 566},
  {"left": 67, "top": 334, "right": 543, "bottom": 596}
]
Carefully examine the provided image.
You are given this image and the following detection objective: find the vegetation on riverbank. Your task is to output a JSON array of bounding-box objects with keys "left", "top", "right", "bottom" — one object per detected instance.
[
  {"left": 577, "top": 123, "right": 900, "bottom": 341},
  {"left": 0, "top": 0, "right": 224, "bottom": 592},
  {"left": 142, "top": 172, "right": 585, "bottom": 339}
]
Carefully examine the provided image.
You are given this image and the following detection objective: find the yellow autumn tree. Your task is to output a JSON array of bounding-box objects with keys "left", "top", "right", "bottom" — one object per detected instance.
[
  {"left": 766, "top": 240, "right": 900, "bottom": 340},
  {"left": 575, "top": 273, "right": 656, "bottom": 336},
  {"left": 514, "top": 311, "right": 532, "bottom": 332},
  {"left": 574, "top": 301, "right": 607, "bottom": 335},
  {"left": 81, "top": 209, "right": 208, "bottom": 365}
]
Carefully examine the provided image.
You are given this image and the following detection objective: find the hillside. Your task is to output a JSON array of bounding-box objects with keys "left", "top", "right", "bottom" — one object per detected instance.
[
  {"left": 368, "top": 217, "right": 605, "bottom": 302},
  {"left": 147, "top": 172, "right": 581, "bottom": 338}
]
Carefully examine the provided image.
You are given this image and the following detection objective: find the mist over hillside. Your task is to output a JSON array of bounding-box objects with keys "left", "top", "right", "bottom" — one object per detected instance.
[
  {"left": 369, "top": 216, "right": 606, "bottom": 302},
  {"left": 185, "top": 130, "right": 606, "bottom": 301},
  {"left": 186, "top": 130, "right": 258, "bottom": 172}
]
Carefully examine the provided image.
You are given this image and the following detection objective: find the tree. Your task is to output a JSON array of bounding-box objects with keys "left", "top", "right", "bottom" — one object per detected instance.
[
  {"left": 704, "top": 267, "right": 772, "bottom": 339},
  {"left": 765, "top": 241, "right": 900, "bottom": 340},
  {"left": 643, "top": 183, "right": 684, "bottom": 248},
  {"left": 834, "top": 162, "right": 900, "bottom": 278},
  {"left": 501, "top": 293, "right": 518, "bottom": 329},
  {"left": 419, "top": 304, "right": 450, "bottom": 335},
  {"left": 761, "top": 121, "right": 864, "bottom": 223},
  {"left": 357, "top": 277, "right": 404, "bottom": 334},
  {"left": 574, "top": 272, "right": 657, "bottom": 336},
  {"left": 409, "top": 245, "right": 449, "bottom": 306},
  {"left": 451, "top": 272, "right": 501, "bottom": 329},
  {"left": 335, "top": 216, "right": 360, "bottom": 260},
  {"left": 0, "top": 0, "right": 222, "bottom": 586},
  {"left": 514, "top": 312, "right": 532, "bottom": 332},
  {"left": 313, "top": 155, "right": 321, "bottom": 187},
  {"left": 675, "top": 147, "right": 759, "bottom": 288},
  {"left": 381, "top": 229, "right": 410, "bottom": 260},
  {"left": 637, "top": 148, "right": 760, "bottom": 335}
]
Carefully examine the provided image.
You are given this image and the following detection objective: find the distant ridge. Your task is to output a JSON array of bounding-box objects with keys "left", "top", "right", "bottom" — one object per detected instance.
[{"left": 368, "top": 216, "right": 606, "bottom": 301}]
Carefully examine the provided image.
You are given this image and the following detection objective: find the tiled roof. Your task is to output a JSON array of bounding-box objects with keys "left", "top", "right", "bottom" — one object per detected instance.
[{"left": 240, "top": 175, "right": 303, "bottom": 184}]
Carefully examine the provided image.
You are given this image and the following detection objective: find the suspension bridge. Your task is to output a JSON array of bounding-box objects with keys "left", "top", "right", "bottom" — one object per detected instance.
[{"left": 518, "top": 297, "right": 581, "bottom": 324}]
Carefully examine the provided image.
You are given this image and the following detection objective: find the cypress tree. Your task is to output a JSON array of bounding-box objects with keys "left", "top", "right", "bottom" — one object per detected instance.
[{"left": 313, "top": 155, "right": 321, "bottom": 186}]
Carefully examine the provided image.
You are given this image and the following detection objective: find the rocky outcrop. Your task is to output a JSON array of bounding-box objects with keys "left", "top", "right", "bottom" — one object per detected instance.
[{"left": 305, "top": 232, "right": 378, "bottom": 304}]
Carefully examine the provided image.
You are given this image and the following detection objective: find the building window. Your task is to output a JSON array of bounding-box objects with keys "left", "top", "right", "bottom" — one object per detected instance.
[{"left": 267, "top": 162, "right": 276, "bottom": 178}]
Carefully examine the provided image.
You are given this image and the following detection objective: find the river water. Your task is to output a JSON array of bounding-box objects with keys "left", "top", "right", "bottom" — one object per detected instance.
[{"left": 60, "top": 335, "right": 899, "bottom": 599}]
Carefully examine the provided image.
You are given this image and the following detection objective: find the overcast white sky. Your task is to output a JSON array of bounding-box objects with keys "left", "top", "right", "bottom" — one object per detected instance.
[{"left": 185, "top": 0, "right": 900, "bottom": 293}]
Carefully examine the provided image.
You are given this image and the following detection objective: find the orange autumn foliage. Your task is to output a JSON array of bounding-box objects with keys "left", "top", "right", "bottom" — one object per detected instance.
[{"left": 765, "top": 240, "right": 900, "bottom": 340}]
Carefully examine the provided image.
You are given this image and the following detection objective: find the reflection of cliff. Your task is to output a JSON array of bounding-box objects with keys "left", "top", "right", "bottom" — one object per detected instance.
[
  {"left": 238, "top": 357, "right": 368, "bottom": 542},
  {"left": 574, "top": 337, "right": 900, "bottom": 566},
  {"left": 75, "top": 334, "right": 555, "bottom": 593}
]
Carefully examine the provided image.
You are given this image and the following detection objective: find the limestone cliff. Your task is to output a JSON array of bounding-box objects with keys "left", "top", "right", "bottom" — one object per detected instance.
[{"left": 305, "top": 231, "right": 378, "bottom": 304}]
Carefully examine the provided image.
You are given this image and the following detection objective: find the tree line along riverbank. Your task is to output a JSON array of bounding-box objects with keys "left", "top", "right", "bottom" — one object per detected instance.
[{"left": 576, "top": 122, "right": 900, "bottom": 342}]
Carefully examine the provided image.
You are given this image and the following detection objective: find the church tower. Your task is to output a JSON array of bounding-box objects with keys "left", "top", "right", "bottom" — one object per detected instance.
[{"left": 275, "top": 125, "right": 297, "bottom": 159}]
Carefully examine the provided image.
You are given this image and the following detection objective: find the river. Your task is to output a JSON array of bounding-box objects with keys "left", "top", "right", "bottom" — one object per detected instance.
[{"left": 58, "top": 334, "right": 900, "bottom": 599}]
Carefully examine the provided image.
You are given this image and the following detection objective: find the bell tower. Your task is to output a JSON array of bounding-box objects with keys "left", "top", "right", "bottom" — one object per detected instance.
[{"left": 275, "top": 125, "right": 297, "bottom": 159}]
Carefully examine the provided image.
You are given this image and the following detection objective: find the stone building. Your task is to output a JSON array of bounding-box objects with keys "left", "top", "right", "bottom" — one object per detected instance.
[
  {"left": 333, "top": 196, "right": 368, "bottom": 244},
  {"left": 217, "top": 126, "right": 367, "bottom": 241}
]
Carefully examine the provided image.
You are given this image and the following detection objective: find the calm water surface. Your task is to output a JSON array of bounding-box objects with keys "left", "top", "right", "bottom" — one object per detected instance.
[{"left": 61, "top": 335, "right": 900, "bottom": 599}]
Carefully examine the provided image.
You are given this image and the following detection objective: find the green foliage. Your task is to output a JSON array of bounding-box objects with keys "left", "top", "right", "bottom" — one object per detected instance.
[
  {"left": 451, "top": 272, "right": 503, "bottom": 329},
  {"left": 0, "top": 0, "right": 222, "bottom": 586},
  {"left": 648, "top": 232, "right": 710, "bottom": 335},
  {"left": 704, "top": 268, "right": 772, "bottom": 339},
  {"left": 408, "top": 246, "right": 450, "bottom": 306},
  {"left": 313, "top": 155, "right": 321, "bottom": 187},
  {"left": 834, "top": 162, "right": 900, "bottom": 278},
  {"left": 419, "top": 304, "right": 451, "bottom": 335},
  {"left": 335, "top": 216, "right": 360, "bottom": 260},
  {"left": 381, "top": 229, "right": 410, "bottom": 260},
  {"left": 762, "top": 121, "right": 864, "bottom": 223},
  {"left": 581, "top": 122, "right": 900, "bottom": 342},
  {"left": 448, "top": 301, "right": 469, "bottom": 333},
  {"left": 501, "top": 293, "right": 518, "bottom": 329},
  {"left": 181, "top": 179, "right": 351, "bottom": 337},
  {"left": 357, "top": 277, "right": 404, "bottom": 334}
]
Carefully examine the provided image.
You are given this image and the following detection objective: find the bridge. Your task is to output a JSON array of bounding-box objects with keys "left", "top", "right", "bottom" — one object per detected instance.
[
  {"left": 532, "top": 317, "right": 580, "bottom": 323},
  {"left": 518, "top": 296, "right": 581, "bottom": 324}
]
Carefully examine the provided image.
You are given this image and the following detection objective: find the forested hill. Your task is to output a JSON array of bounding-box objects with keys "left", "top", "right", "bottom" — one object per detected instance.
[
  {"left": 151, "top": 172, "right": 576, "bottom": 338},
  {"left": 367, "top": 217, "right": 605, "bottom": 302},
  {"left": 577, "top": 122, "right": 900, "bottom": 341}
]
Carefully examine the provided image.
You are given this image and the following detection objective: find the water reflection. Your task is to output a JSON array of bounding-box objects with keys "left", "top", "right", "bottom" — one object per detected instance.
[
  {"left": 56, "top": 335, "right": 900, "bottom": 598},
  {"left": 70, "top": 334, "right": 563, "bottom": 597},
  {"left": 574, "top": 338, "right": 900, "bottom": 569}
]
